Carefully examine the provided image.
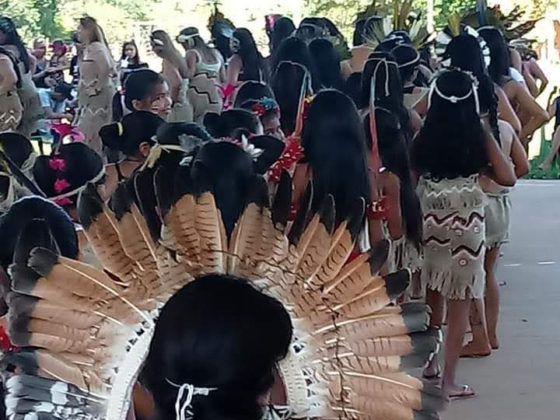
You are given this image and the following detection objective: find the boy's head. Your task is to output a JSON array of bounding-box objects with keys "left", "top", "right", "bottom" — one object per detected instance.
[{"left": 51, "top": 82, "right": 73, "bottom": 102}]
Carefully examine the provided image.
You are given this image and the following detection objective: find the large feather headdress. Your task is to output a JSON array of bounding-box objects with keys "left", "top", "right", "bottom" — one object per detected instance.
[{"left": 2, "top": 151, "right": 447, "bottom": 418}]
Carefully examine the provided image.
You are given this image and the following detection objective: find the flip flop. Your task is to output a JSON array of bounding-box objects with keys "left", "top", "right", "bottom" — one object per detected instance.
[{"left": 448, "top": 385, "right": 476, "bottom": 401}]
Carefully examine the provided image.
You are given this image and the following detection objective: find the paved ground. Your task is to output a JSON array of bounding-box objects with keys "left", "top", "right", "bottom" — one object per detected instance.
[{"left": 444, "top": 180, "right": 560, "bottom": 420}]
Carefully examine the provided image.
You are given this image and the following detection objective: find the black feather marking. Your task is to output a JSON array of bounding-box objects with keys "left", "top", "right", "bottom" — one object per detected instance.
[
  {"left": 401, "top": 303, "right": 430, "bottom": 334},
  {"left": 383, "top": 269, "right": 411, "bottom": 300},
  {"left": 246, "top": 175, "right": 270, "bottom": 209},
  {"left": 27, "top": 248, "right": 58, "bottom": 278},
  {"left": 77, "top": 183, "right": 104, "bottom": 229},
  {"left": 347, "top": 198, "right": 366, "bottom": 242},
  {"left": 368, "top": 239, "right": 391, "bottom": 275},
  {"left": 172, "top": 163, "right": 195, "bottom": 204},
  {"left": 8, "top": 305, "right": 32, "bottom": 346},
  {"left": 154, "top": 166, "right": 174, "bottom": 219},
  {"left": 191, "top": 160, "right": 213, "bottom": 196},
  {"left": 9, "top": 264, "right": 42, "bottom": 296},
  {"left": 110, "top": 181, "right": 133, "bottom": 221},
  {"left": 3, "top": 350, "right": 40, "bottom": 375},
  {"left": 319, "top": 195, "right": 335, "bottom": 235},
  {"left": 271, "top": 170, "right": 292, "bottom": 227},
  {"left": 133, "top": 170, "right": 161, "bottom": 241},
  {"left": 288, "top": 181, "right": 313, "bottom": 245},
  {"left": 13, "top": 220, "right": 59, "bottom": 266}
]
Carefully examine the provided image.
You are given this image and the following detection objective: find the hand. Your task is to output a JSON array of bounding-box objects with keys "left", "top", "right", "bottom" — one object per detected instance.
[{"left": 150, "top": 31, "right": 177, "bottom": 60}]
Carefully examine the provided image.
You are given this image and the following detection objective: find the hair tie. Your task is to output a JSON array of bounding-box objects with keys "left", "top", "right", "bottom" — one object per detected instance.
[
  {"left": 117, "top": 122, "right": 124, "bottom": 137},
  {"left": 177, "top": 31, "right": 199, "bottom": 44},
  {"left": 166, "top": 378, "right": 217, "bottom": 420}
]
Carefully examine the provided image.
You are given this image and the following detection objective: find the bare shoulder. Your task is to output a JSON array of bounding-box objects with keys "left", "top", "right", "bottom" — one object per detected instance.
[{"left": 380, "top": 169, "right": 400, "bottom": 192}]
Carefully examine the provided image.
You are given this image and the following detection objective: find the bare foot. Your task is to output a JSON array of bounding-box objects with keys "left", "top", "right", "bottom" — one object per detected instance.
[
  {"left": 443, "top": 383, "right": 476, "bottom": 400},
  {"left": 460, "top": 341, "right": 491, "bottom": 358},
  {"left": 490, "top": 336, "right": 500, "bottom": 350}
]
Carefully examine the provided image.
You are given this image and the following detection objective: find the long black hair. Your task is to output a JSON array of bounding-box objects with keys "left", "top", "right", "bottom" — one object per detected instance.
[
  {"left": 411, "top": 69, "right": 489, "bottom": 179},
  {"left": 232, "top": 28, "right": 265, "bottom": 82},
  {"left": 270, "top": 37, "right": 320, "bottom": 90},
  {"left": 144, "top": 274, "right": 292, "bottom": 420},
  {"left": 270, "top": 17, "right": 295, "bottom": 53},
  {"left": 308, "top": 38, "right": 344, "bottom": 90},
  {"left": 365, "top": 109, "right": 422, "bottom": 248},
  {"left": 271, "top": 61, "right": 309, "bottom": 136},
  {"left": 100, "top": 111, "right": 164, "bottom": 157},
  {"left": 302, "top": 89, "right": 370, "bottom": 224},
  {"left": 443, "top": 34, "right": 500, "bottom": 142},
  {"left": 0, "top": 17, "right": 30, "bottom": 73},
  {"left": 478, "top": 26, "right": 511, "bottom": 87},
  {"left": 361, "top": 58, "right": 413, "bottom": 143}
]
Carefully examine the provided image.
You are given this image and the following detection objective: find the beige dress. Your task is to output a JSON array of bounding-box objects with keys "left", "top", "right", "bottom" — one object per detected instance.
[
  {"left": 418, "top": 175, "right": 487, "bottom": 300},
  {"left": 17, "top": 61, "right": 43, "bottom": 136},
  {"left": 77, "top": 42, "right": 116, "bottom": 156}
]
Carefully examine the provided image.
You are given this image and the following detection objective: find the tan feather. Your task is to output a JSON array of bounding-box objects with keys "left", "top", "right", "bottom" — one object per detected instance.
[
  {"left": 195, "top": 192, "right": 226, "bottom": 273},
  {"left": 168, "top": 194, "right": 200, "bottom": 263},
  {"left": 34, "top": 350, "right": 108, "bottom": 395}
]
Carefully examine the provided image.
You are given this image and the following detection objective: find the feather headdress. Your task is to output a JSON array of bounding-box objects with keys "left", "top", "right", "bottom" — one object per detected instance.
[{"left": 2, "top": 164, "right": 447, "bottom": 418}]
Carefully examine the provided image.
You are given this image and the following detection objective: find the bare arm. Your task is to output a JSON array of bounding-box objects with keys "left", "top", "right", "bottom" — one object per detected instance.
[
  {"left": 513, "top": 82, "right": 549, "bottom": 141},
  {"left": 382, "top": 172, "right": 403, "bottom": 240},
  {"left": 522, "top": 64, "right": 539, "bottom": 98},
  {"left": 510, "top": 129, "right": 530, "bottom": 178},
  {"left": 496, "top": 86, "right": 522, "bottom": 135},
  {"left": 484, "top": 128, "right": 516, "bottom": 187},
  {"left": 226, "top": 55, "right": 242, "bottom": 85},
  {"left": 530, "top": 59, "right": 549, "bottom": 96},
  {"left": 184, "top": 50, "right": 198, "bottom": 79}
]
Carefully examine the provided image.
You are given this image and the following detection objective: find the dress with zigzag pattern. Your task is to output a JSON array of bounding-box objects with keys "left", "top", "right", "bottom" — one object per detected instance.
[{"left": 417, "top": 175, "right": 487, "bottom": 300}]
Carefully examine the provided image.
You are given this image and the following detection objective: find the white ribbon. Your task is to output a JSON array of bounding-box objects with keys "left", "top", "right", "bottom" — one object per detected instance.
[{"left": 166, "top": 378, "right": 217, "bottom": 420}]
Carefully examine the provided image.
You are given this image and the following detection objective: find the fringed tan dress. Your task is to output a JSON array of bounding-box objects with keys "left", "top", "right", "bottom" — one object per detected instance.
[
  {"left": 16, "top": 62, "right": 43, "bottom": 136},
  {"left": 77, "top": 42, "right": 116, "bottom": 156},
  {"left": 417, "top": 175, "right": 486, "bottom": 300}
]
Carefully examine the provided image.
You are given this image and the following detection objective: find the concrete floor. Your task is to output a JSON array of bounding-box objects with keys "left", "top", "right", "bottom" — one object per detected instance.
[{"left": 444, "top": 180, "right": 560, "bottom": 420}]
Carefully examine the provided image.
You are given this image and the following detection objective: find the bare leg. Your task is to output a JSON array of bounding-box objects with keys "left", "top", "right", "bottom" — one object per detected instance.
[
  {"left": 461, "top": 298, "right": 492, "bottom": 357},
  {"left": 540, "top": 126, "right": 560, "bottom": 170},
  {"left": 423, "top": 288, "right": 444, "bottom": 378},
  {"left": 442, "top": 298, "right": 474, "bottom": 397},
  {"left": 484, "top": 247, "right": 501, "bottom": 349},
  {"left": 411, "top": 270, "right": 423, "bottom": 299}
]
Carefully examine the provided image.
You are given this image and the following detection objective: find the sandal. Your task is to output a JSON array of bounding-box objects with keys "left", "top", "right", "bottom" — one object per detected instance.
[{"left": 448, "top": 384, "right": 476, "bottom": 400}]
